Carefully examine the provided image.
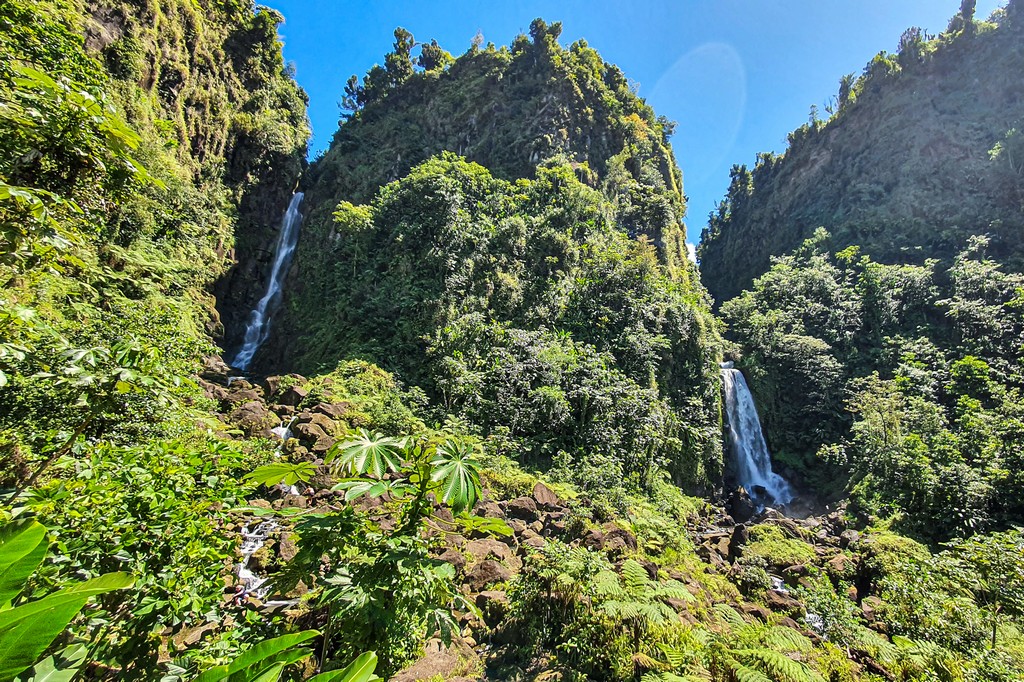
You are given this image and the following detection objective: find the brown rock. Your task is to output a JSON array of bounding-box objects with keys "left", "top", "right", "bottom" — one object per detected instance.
[
  {"left": 519, "top": 532, "right": 546, "bottom": 553},
  {"left": 201, "top": 355, "right": 232, "bottom": 380},
  {"left": 278, "top": 385, "right": 309, "bottom": 407},
  {"left": 728, "top": 488, "right": 757, "bottom": 523},
  {"left": 603, "top": 525, "right": 638, "bottom": 551},
  {"left": 228, "top": 401, "right": 276, "bottom": 437},
  {"left": 664, "top": 597, "right": 690, "bottom": 612},
  {"left": 465, "top": 560, "right": 511, "bottom": 591},
  {"left": 473, "top": 500, "right": 506, "bottom": 519},
  {"left": 313, "top": 402, "right": 352, "bottom": 420},
  {"left": 532, "top": 482, "right": 560, "bottom": 510},
  {"left": 438, "top": 548, "right": 467, "bottom": 574},
  {"left": 506, "top": 496, "right": 538, "bottom": 520},
  {"left": 198, "top": 379, "right": 228, "bottom": 402},
  {"left": 738, "top": 602, "right": 771, "bottom": 622},
  {"left": 260, "top": 375, "right": 284, "bottom": 398},
  {"left": 292, "top": 422, "right": 335, "bottom": 453},
  {"left": 281, "top": 494, "right": 307, "bottom": 509},
  {"left": 782, "top": 564, "right": 809, "bottom": 585},
  {"left": 277, "top": 536, "right": 298, "bottom": 562},
  {"left": 861, "top": 596, "right": 883, "bottom": 622},
  {"left": 390, "top": 637, "right": 479, "bottom": 682},
  {"left": 728, "top": 524, "right": 749, "bottom": 561},
  {"left": 765, "top": 590, "right": 804, "bottom": 617},
  {"left": 465, "top": 538, "right": 515, "bottom": 566},
  {"left": 826, "top": 553, "right": 855, "bottom": 579},
  {"left": 839, "top": 529, "right": 861, "bottom": 548},
  {"left": 475, "top": 590, "right": 509, "bottom": 627},
  {"left": 582, "top": 528, "right": 605, "bottom": 550}
]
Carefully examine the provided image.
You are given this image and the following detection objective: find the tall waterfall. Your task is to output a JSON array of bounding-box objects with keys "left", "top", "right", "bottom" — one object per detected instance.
[
  {"left": 230, "top": 193, "right": 304, "bottom": 371},
  {"left": 721, "top": 364, "right": 794, "bottom": 505}
]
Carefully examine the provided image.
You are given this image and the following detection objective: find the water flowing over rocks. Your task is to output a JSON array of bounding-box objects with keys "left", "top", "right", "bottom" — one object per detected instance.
[
  {"left": 230, "top": 193, "right": 305, "bottom": 371},
  {"left": 721, "top": 365, "right": 794, "bottom": 506}
]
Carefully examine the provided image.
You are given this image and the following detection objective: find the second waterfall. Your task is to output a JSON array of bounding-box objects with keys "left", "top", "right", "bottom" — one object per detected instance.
[
  {"left": 231, "top": 192, "right": 304, "bottom": 371},
  {"left": 721, "top": 364, "right": 794, "bottom": 506}
]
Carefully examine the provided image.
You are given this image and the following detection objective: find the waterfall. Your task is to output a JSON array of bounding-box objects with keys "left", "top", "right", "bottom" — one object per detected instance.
[
  {"left": 721, "top": 365, "right": 794, "bottom": 506},
  {"left": 231, "top": 193, "right": 304, "bottom": 371}
]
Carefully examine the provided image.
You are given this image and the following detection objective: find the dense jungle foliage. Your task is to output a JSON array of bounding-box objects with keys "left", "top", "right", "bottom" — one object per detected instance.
[
  {"left": 297, "top": 19, "right": 693, "bottom": 287},
  {"left": 699, "top": 0, "right": 1024, "bottom": 304},
  {"left": 721, "top": 230, "right": 1024, "bottom": 541},
  {"left": 1, "top": 0, "right": 1022, "bottom": 681},
  {"left": 280, "top": 154, "right": 722, "bottom": 494}
]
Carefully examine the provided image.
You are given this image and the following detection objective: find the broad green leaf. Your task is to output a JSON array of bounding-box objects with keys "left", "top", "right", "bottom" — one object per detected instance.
[
  {"left": 244, "top": 462, "right": 316, "bottom": 488},
  {"left": 326, "top": 430, "right": 404, "bottom": 478},
  {"left": 193, "top": 630, "right": 318, "bottom": 682},
  {"left": 430, "top": 439, "right": 481, "bottom": 514},
  {"left": 246, "top": 662, "right": 286, "bottom": 682},
  {"left": 308, "top": 652, "right": 378, "bottom": 682},
  {"left": 0, "top": 573, "right": 133, "bottom": 680},
  {"left": 0, "top": 520, "right": 47, "bottom": 605},
  {"left": 17, "top": 643, "right": 87, "bottom": 682}
]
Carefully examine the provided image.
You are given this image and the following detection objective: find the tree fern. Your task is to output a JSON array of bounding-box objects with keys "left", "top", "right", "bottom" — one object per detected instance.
[{"left": 734, "top": 649, "right": 826, "bottom": 682}]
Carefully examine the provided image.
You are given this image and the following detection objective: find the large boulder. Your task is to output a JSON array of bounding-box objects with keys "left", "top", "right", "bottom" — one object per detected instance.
[
  {"left": 505, "top": 496, "right": 538, "bottom": 521},
  {"left": 228, "top": 401, "right": 276, "bottom": 437},
  {"left": 727, "top": 488, "right": 758, "bottom": 524},
  {"left": 532, "top": 482, "right": 561, "bottom": 510},
  {"left": 475, "top": 590, "right": 509, "bottom": 627},
  {"left": 465, "top": 560, "right": 511, "bottom": 592}
]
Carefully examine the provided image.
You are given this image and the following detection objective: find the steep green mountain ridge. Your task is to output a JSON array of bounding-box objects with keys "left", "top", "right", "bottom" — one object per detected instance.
[
  {"left": 699, "top": 2, "right": 1024, "bottom": 304},
  {"left": 266, "top": 24, "right": 723, "bottom": 493}
]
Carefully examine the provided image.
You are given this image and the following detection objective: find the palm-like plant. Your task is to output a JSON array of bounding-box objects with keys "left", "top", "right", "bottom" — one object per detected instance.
[{"left": 325, "top": 428, "right": 482, "bottom": 534}]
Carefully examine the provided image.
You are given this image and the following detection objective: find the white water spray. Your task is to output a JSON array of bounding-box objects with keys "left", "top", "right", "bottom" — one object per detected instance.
[
  {"left": 231, "top": 193, "right": 304, "bottom": 371},
  {"left": 721, "top": 364, "right": 793, "bottom": 505}
]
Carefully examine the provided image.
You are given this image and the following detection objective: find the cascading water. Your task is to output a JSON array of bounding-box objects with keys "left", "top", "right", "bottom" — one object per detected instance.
[
  {"left": 721, "top": 363, "right": 794, "bottom": 506},
  {"left": 230, "top": 192, "right": 304, "bottom": 371}
]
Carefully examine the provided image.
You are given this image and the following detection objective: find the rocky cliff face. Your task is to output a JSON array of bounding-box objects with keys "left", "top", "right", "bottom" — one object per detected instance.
[
  {"left": 81, "top": 0, "right": 310, "bottom": 351},
  {"left": 699, "top": 4, "right": 1024, "bottom": 304}
]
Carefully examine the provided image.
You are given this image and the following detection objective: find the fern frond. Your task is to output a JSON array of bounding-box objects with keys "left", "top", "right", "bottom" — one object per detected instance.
[
  {"left": 656, "top": 579, "right": 695, "bottom": 602},
  {"left": 622, "top": 559, "right": 651, "bottom": 591},
  {"left": 602, "top": 599, "right": 642, "bottom": 620},
  {"left": 633, "top": 651, "right": 663, "bottom": 670},
  {"left": 594, "top": 569, "right": 624, "bottom": 596},
  {"left": 735, "top": 649, "right": 826, "bottom": 682},
  {"left": 760, "top": 625, "right": 813, "bottom": 653},
  {"left": 712, "top": 603, "right": 746, "bottom": 628},
  {"left": 727, "top": 660, "right": 772, "bottom": 682}
]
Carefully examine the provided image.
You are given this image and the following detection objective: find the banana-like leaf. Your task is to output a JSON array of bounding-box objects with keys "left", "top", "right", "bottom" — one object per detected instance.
[
  {"left": 0, "top": 520, "right": 47, "bottom": 606},
  {"left": 16, "top": 643, "right": 88, "bottom": 682},
  {"left": 0, "top": 573, "right": 134, "bottom": 680},
  {"left": 308, "top": 652, "right": 378, "bottom": 682},
  {"left": 193, "top": 630, "right": 318, "bottom": 682}
]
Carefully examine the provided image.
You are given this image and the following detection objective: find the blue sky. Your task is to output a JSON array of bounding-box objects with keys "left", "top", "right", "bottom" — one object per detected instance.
[{"left": 266, "top": 0, "right": 1003, "bottom": 246}]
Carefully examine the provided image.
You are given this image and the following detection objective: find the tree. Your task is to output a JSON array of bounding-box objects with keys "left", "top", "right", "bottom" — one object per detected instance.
[
  {"left": 417, "top": 39, "right": 453, "bottom": 71},
  {"left": 342, "top": 74, "right": 363, "bottom": 113},
  {"left": 384, "top": 27, "right": 414, "bottom": 87}
]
